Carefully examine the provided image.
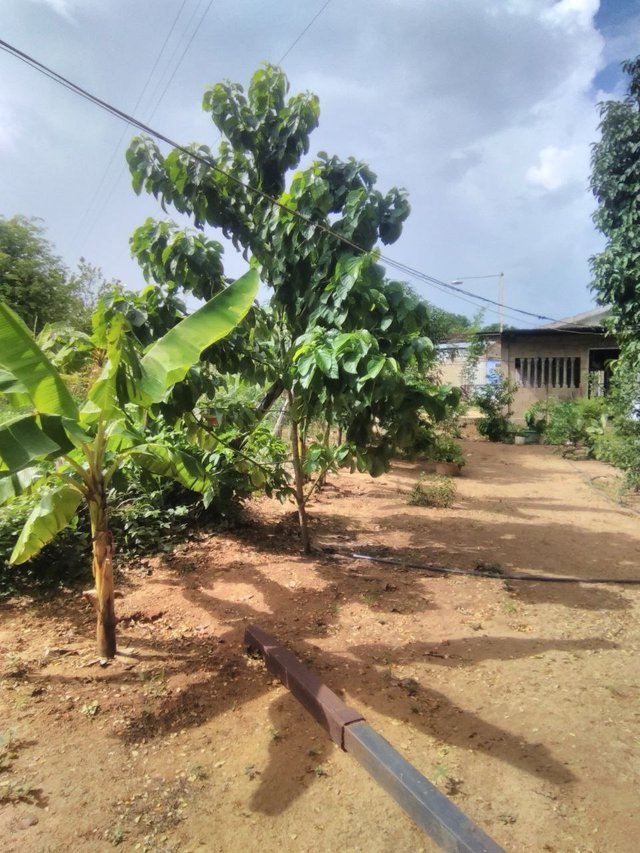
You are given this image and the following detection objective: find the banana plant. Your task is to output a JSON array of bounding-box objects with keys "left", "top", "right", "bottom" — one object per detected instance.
[{"left": 0, "top": 269, "right": 258, "bottom": 657}]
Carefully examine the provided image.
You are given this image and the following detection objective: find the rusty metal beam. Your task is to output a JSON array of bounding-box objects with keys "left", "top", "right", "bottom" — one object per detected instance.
[
  {"left": 245, "top": 623, "right": 364, "bottom": 748},
  {"left": 244, "top": 624, "right": 505, "bottom": 853}
]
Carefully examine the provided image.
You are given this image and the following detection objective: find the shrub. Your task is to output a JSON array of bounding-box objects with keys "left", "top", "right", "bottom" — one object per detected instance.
[
  {"left": 542, "top": 397, "right": 607, "bottom": 449},
  {"left": 473, "top": 374, "right": 517, "bottom": 442},
  {"left": 431, "top": 435, "right": 465, "bottom": 466},
  {"left": 0, "top": 495, "right": 90, "bottom": 598},
  {"left": 408, "top": 474, "right": 456, "bottom": 508}
]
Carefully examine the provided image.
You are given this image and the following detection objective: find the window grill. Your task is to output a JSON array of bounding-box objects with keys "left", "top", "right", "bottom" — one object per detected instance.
[{"left": 514, "top": 356, "right": 580, "bottom": 389}]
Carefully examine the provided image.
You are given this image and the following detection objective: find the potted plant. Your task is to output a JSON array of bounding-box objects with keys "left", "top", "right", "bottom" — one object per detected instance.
[{"left": 431, "top": 435, "right": 465, "bottom": 476}]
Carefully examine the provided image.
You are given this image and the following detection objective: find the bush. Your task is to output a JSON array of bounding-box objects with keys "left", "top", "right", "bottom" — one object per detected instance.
[
  {"left": 0, "top": 495, "right": 90, "bottom": 598},
  {"left": 408, "top": 474, "right": 456, "bottom": 508},
  {"left": 541, "top": 397, "right": 607, "bottom": 449},
  {"left": 473, "top": 374, "right": 517, "bottom": 443},
  {"left": 431, "top": 435, "right": 465, "bottom": 466}
]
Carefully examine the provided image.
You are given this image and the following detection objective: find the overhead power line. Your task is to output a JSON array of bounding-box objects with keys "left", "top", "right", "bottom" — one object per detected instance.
[
  {"left": 75, "top": 0, "right": 191, "bottom": 246},
  {"left": 278, "top": 0, "right": 332, "bottom": 64},
  {"left": 146, "top": 0, "right": 215, "bottom": 122},
  {"left": 0, "top": 37, "right": 595, "bottom": 332}
]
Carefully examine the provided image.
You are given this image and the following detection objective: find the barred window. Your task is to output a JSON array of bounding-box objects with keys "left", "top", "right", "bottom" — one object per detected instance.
[{"left": 514, "top": 356, "right": 580, "bottom": 389}]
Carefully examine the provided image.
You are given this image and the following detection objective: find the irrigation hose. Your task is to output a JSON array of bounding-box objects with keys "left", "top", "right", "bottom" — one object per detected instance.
[{"left": 345, "top": 552, "right": 640, "bottom": 586}]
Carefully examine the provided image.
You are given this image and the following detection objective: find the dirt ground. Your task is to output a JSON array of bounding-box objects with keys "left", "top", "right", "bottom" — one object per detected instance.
[{"left": 1, "top": 437, "right": 639, "bottom": 853}]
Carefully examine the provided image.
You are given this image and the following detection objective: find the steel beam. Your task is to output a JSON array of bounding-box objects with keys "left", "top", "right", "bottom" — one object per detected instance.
[{"left": 244, "top": 624, "right": 505, "bottom": 853}]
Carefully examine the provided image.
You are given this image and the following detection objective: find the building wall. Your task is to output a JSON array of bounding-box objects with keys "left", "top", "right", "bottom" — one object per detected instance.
[
  {"left": 500, "top": 332, "right": 618, "bottom": 420},
  {"left": 437, "top": 339, "right": 501, "bottom": 393}
]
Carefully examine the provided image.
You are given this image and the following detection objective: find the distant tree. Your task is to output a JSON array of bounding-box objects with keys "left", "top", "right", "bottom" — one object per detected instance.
[
  {"left": 478, "top": 322, "right": 515, "bottom": 334},
  {"left": 0, "top": 216, "right": 92, "bottom": 333},
  {"left": 590, "top": 56, "right": 640, "bottom": 352}
]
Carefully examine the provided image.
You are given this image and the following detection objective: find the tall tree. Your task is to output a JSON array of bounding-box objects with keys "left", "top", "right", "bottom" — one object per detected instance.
[
  {"left": 127, "top": 65, "right": 458, "bottom": 551},
  {"left": 590, "top": 56, "right": 640, "bottom": 353},
  {"left": 0, "top": 216, "right": 89, "bottom": 332}
]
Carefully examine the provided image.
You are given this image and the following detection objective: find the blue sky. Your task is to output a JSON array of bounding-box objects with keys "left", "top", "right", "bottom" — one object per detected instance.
[{"left": 1, "top": 0, "right": 640, "bottom": 326}]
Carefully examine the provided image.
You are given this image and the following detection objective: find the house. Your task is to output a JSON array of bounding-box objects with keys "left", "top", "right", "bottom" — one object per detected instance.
[
  {"left": 500, "top": 308, "right": 619, "bottom": 420},
  {"left": 438, "top": 308, "right": 619, "bottom": 421},
  {"left": 437, "top": 337, "right": 502, "bottom": 398}
]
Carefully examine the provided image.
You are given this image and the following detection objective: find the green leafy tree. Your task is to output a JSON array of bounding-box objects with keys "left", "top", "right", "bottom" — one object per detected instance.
[
  {"left": 590, "top": 56, "right": 640, "bottom": 489},
  {"left": 0, "top": 269, "right": 257, "bottom": 656},
  {"left": 590, "top": 56, "right": 640, "bottom": 349},
  {"left": 0, "top": 216, "right": 88, "bottom": 332},
  {"left": 127, "top": 64, "right": 459, "bottom": 552}
]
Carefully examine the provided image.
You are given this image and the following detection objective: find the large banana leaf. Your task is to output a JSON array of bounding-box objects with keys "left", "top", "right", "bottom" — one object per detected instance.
[
  {"left": 10, "top": 483, "right": 83, "bottom": 564},
  {"left": 128, "top": 444, "right": 208, "bottom": 492},
  {"left": 82, "top": 313, "right": 136, "bottom": 423},
  {"left": 0, "top": 466, "right": 43, "bottom": 506},
  {"left": 0, "top": 413, "right": 74, "bottom": 474},
  {"left": 0, "top": 302, "right": 78, "bottom": 419},
  {"left": 137, "top": 269, "right": 258, "bottom": 404}
]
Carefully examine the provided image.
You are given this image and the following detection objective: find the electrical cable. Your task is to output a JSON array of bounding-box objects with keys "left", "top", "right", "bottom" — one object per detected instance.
[
  {"left": 278, "top": 0, "right": 332, "bottom": 64},
  {"left": 345, "top": 551, "right": 640, "bottom": 585},
  {"left": 0, "top": 36, "right": 607, "bottom": 334},
  {"left": 75, "top": 0, "right": 190, "bottom": 246},
  {"left": 146, "top": 0, "right": 215, "bottom": 122}
]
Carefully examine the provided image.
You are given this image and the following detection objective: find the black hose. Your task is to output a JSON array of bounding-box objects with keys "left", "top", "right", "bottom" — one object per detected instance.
[{"left": 348, "top": 552, "right": 640, "bottom": 586}]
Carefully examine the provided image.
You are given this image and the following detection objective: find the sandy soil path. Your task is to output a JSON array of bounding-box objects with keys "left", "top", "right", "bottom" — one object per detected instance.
[{"left": 1, "top": 439, "right": 639, "bottom": 852}]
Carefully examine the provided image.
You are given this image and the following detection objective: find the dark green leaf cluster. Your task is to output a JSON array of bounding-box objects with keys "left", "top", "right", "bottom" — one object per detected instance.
[
  {"left": 0, "top": 216, "right": 93, "bottom": 333},
  {"left": 590, "top": 57, "right": 640, "bottom": 341},
  {"left": 126, "top": 64, "right": 461, "bottom": 484},
  {"left": 473, "top": 374, "right": 517, "bottom": 442}
]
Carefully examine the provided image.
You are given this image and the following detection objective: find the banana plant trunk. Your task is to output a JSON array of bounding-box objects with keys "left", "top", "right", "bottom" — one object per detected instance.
[{"left": 90, "top": 493, "right": 117, "bottom": 658}]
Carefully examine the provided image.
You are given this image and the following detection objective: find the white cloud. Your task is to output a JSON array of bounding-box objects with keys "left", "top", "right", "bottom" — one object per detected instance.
[
  {"left": 526, "top": 145, "right": 590, "bottom": 191},
  {"left": 543, "top": 0, "right": 600, "bottom": 30},
  {"left": 0, "top": 0, "right": 629, "bottom": 322}
]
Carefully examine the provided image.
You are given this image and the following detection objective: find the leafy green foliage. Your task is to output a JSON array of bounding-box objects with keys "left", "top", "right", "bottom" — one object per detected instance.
[
  {"left": 535, "top": 397, "right": 607, "bottom": 449},
  {"left": 0, "top": 216, "right": 89, "bottom": 333},
  {"left": 428, "top": 435, "right": 465, "bottom": 466},
  {"left": 590, "top": 57, "right": 640, "bottom": 353},
  {"left": 126, "top": 64, "right": 462, "bottom": 549},
  {"left": 590, "top": 355, "right": 640, "bottom": 489},
  {"left": 0, "top": 494, "right": 90, "bottom": 598},
  {"left": 473, "top": 374, "right": 517, "bottom": 442},
  {"left": 0, "top": 303, "right": 79, "bottom": 419}
]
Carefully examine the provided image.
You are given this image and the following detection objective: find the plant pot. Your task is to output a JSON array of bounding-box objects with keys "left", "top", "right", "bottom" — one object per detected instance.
[
  {"left": 514, "top": 435, "right": 526, "bottom": 445},
  {"left": 434, "top": 461, "right": 463, "bottom": 477}
]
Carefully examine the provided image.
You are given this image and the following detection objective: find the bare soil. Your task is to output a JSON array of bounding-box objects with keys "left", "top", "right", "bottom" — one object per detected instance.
[{"left": 1, "top": 438, "right": 639, "bottom": 853}]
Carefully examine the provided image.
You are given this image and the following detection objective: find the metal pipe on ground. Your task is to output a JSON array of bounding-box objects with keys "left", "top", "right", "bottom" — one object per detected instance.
[{"left": 245, "top": 624, "right": 505, "bottom": 853}]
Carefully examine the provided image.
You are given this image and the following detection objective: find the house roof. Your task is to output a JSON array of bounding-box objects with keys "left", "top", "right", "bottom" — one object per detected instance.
[
  {"left": 500, "top": 306, "right": 614, "bottom": 339},
  {"left": 539, "top": 307, "right": 610, "bottom": 330}
]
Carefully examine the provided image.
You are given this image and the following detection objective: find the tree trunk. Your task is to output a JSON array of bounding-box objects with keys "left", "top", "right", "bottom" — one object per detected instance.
[
  {"left": 274, "top": 395, "right": 289, "bottom": 439},
  {"left": 288, "top": 393, "right": 311, "bottom": 554},
  {"left": 90, "top": 497, "right": 117, "bottom": 658}
]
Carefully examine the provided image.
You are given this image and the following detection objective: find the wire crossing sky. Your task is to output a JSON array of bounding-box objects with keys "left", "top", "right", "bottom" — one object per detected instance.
[
  {"left": 0, "top": 35, "right": 578, "bottom": 328},
  {"left": 1, "top": 0, "right": 638, "bottom": 326}
]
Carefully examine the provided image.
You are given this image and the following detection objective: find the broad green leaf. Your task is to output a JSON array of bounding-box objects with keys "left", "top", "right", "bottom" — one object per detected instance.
[
  {"left": 359, "top": 354, "right": 386, "bottom": 383},
  {"left": 0, "top": 368, "right": 31, "bottom": 411},
  {"left": 104, "top": 420, "right": 144, "bottom": 453},
  {"left": 0, "top": 466, "right": 42, "bottom": 505},
  {"left": 138, "top": 269, "right": 258, "bottom": 404},
  {"left": 82, "top": 313, "right": 131, "bottom": 423},
  {"left": 0, "top": 414, "right": 73, "bottom": 474},
  {"left": 0, "top": 302, "right": 78, "bottom": 419},
  {"left": 314, "top": 347, "right": 338, "bottom": 378},
  {"left": 10, "top": 484, "right": 83, "bottom": 564},
  {"left": 129, "top": 444, "right": 208, "bottom": 492}
]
